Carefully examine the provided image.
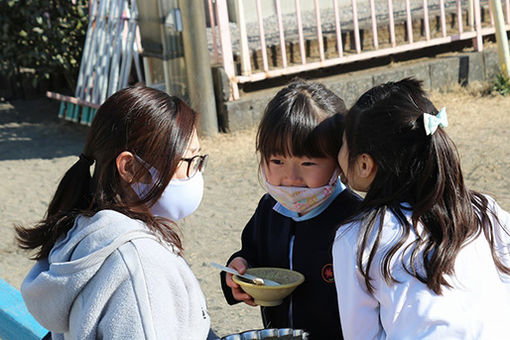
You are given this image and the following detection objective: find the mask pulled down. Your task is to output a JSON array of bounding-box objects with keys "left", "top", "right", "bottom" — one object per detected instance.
[{"left": 264, "top": 169, "right": 339, "bottom": 214}]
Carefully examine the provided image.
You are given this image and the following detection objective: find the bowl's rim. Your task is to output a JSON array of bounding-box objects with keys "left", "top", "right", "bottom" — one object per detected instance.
[{"left": 232, "top": 267, "right": 305, "bottom": 289}]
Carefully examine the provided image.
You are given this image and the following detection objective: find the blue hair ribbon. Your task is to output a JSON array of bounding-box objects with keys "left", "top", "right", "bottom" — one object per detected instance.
[{"left": 423, "top": 107, "right": 448, "bottom": 135}]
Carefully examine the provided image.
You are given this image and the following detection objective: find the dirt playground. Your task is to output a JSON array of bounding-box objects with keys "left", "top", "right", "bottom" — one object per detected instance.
[{"left": 0, "top": 83, "right": 509, "bottom": 336}]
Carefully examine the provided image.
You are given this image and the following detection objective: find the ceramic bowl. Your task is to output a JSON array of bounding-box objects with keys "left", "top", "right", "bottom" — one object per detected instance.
[{"left": 233, "top": 267, "right": 305, "bottom": 306}]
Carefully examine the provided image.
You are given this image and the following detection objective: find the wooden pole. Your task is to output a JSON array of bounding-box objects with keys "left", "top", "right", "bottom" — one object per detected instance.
[
  {"left": 490, "top": 0, "right": 510, "bottom": 77},
  {"left": 179, "top": 0, "right": 219, "bottom": 135}
]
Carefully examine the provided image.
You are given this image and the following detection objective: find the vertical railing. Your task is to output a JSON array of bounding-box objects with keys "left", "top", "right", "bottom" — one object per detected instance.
[
  {"left": 468, "top": 0, "right": 475, "bottom": 27},
  {"left": 236, "top": 0, "right": 251, "bottom": 75},
  {"left": 457, "top": 0, "right": 464, "bottom": 34},
  {"left": 405, "top": 0, "right": 413, "bottom": 43},
  {"left": 314, "top": 0, "right": 325, "bottom": 61},
  {"left": 352, "top": 0, "right": 361, "bottom": 53},
  {"left": 489, "top": 0, "right": 495, "bottom": 26},
  {"left": 423, "top": 0, "right": 431, "bottom": 40},
  {"left": 275, "top": 0, "right": 288, "bottom": 68},
  {"left": 215, "top": 0, "right": 239, "bottom": 99},
  {"left": 388, "top": 0, "right": 396, "bottom": 47},
  {"left": 255, "top": 0, "right": 269, "bottom": 72},
  {"left": 210, "top": 0, "right": 508, "bottom": 98},
  {"left": 369, "top": 0, "right": 379, "bottom": 49},
  {"left": 207, "top": 0, "right": 219, "bottom": 64},
  {"left": 295, "top": 0, "right": 306, "bottom": 65},
  {"left": 333, "top": 0, "right": 343, "bottom": 57},
  {"left": 440, "top": 0, "right": 447, "bottom": 37},
  {"left": 506, "top": 0, "right": 510, "bottom": 24},
  {"left": 474, "top": 0, "right": 483, "bottom": 51}
]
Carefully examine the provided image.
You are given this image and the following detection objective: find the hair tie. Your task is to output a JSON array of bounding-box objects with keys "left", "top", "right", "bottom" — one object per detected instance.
[
  {"left": 79, "top": 153, "right": 94, "bottom": 166},
  {"left": 423, "top": 107, "right": 448, "bottom": 135}
]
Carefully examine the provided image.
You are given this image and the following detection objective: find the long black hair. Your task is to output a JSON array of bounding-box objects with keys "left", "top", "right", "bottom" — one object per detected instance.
[
  {"left": 16, "top": 86, "right": 197, "bottom": 259},
  {"left": 344, "top": 78, "right": 510, "bottom": 294}
]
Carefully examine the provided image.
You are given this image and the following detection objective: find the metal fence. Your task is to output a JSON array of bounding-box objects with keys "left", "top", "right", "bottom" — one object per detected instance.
[{"left": 206, "top": 0, "right": 510, "bottom": 100}]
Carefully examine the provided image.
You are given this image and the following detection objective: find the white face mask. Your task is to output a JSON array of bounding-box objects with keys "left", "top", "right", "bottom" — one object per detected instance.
[{"left": 132, "top": 164, "right": 204, "bottom": 221}]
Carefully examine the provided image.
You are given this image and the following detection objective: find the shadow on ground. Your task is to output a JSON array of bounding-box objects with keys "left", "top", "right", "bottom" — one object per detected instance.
[{"left": 0, "top": 97, "right": 89, "bottom": 161}]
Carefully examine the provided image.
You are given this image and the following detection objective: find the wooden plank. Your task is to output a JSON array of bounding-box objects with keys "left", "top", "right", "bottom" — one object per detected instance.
[{"left": 46, "top": 91, "right": 101, "bottom": 109}]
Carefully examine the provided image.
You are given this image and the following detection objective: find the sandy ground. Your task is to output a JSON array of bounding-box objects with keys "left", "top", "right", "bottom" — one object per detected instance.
[{"left": 1, "top": 84, "right": 509, "bottom": 337}]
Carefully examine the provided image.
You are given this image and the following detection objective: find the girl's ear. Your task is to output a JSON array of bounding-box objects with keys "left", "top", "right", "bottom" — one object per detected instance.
[
  {"left": 116, "top": 151, "right": 136, "bottom": 184},
  {"left": 355, "top": 153, "right": 377, "bottom": 189}
]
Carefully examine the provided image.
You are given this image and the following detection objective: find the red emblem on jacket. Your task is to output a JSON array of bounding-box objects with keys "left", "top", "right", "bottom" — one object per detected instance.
[{"left": 321, "top": 263, "right": 334, "bottom": 283}]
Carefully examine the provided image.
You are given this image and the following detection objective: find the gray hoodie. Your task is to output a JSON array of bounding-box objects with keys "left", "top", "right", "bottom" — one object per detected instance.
[{"left": 21, "top": 210, "right": 211, "bottom": 339}]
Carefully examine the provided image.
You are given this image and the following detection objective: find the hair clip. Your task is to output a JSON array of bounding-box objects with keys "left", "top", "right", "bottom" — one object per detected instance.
[{"left": 423, "top": 107, "right": 448, "bottom": 135}]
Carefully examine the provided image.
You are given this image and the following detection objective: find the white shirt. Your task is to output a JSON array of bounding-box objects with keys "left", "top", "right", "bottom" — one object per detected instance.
[{"left": 332, "top": 197, "right": 510, "bottom": 340}]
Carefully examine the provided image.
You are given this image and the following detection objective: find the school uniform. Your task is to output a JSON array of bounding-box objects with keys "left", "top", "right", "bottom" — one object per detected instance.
[
  {"left": 221, "top": 181, "right": 361, "bottom": 340},
  {"left": 333, "top": 196, "right": 510, "bottom": 339}
]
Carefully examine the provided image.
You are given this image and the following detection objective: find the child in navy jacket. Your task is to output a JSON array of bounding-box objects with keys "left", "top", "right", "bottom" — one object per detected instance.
[{"left": 220, "top": 80, "right": 361, "bottom": 339}]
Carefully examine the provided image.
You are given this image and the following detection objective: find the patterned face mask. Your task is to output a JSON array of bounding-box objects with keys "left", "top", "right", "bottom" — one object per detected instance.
[{"left": 264, "top": 169, "right": 339, "bottom": 214}]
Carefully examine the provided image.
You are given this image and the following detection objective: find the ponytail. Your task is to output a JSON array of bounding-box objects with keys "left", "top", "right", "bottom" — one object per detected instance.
[
  {"left": 48, "top": 153, "right": 93, "bottom": 216},
  {"left": 16, "top": 86, "right": 197, "bottom": 260},
  {"left": 16, "top": 154, "right": 94, "bottom": 259}
]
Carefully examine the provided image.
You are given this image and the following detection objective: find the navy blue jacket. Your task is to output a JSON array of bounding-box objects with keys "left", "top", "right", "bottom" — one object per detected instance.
[{"left": 221, "top": 189, "right": 361, "bottom": 340}]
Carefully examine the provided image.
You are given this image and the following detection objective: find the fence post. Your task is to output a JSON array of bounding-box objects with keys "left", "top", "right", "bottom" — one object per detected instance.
[
  {"left": 490, "top": 0, "right": 510, "bottom": 77},
  {"left": 473, "top": 0, "right": 484, "bottom": 51},
  {"left": 179, "top": 0, "right": 219, "bottom": 135},
  {"left": 235, "top": 0, "right": 252, "bottom": 75},
  {"left": 468, "top": 0, "right": 475, "bottom": 27},
  {"left": 216, "top": 0, "right": 240, "bottom": 100}
]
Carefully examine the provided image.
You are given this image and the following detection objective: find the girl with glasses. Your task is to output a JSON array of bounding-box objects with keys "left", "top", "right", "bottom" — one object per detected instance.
[{"left": 17, "top": 86, "right": 214, "bottom": 339}]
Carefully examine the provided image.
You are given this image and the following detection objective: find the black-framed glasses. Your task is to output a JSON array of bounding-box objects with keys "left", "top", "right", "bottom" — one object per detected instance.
[{"left": 181, "top": 154, "right": 209, "bottom": 178}]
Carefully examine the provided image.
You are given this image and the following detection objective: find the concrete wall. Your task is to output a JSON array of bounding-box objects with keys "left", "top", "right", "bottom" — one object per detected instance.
[
  {"left": 226, "top": 0, "right": 349, "bottom": 23},
  {"left": 214, "top": 47, "right": 502, "bottom": 132}
]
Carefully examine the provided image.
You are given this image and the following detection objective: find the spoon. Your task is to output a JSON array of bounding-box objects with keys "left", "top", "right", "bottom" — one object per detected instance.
[{"left": 210, "top": 262, "right": 280, "bottom": 286}]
